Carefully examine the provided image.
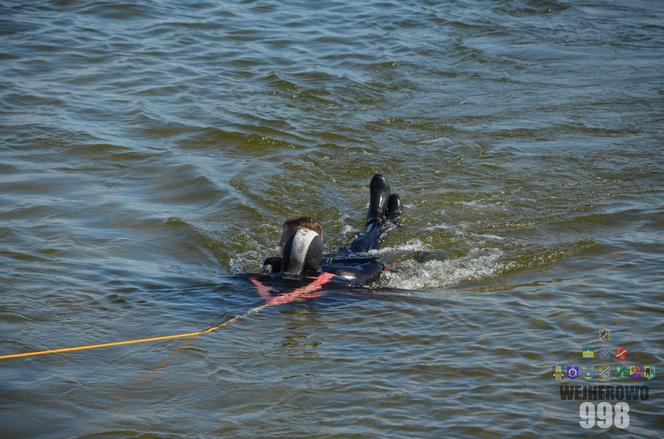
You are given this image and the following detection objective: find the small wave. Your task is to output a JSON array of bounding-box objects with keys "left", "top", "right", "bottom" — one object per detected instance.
[
  {"left": 228, "top": 232, "right": 279, "bottom": 275},
  {"left": 229, "top": 250, "right": 265, "bottom": 275},
  {"left": 381, "top": 248, "right": 509, "bottom": 290},
  {"left": 475, "top": 233, "right": 505, "bottom": 241}
]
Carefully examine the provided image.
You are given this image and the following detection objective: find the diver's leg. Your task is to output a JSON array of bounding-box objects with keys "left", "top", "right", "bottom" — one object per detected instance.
[
  {"left": 349, "top": 195, "right": 402, "bottom": 252},
  {"left": 367, "top": 174, "right": 390, "bottom": 223},
  {"left": 349, "top": 174, "right": 390, "bottom": 253},
  {"left": 385, "top": 193, "right": 403, "bottom": 225},
  {"left": 349, "top": 220, "right": 382, "bottom": 252}
]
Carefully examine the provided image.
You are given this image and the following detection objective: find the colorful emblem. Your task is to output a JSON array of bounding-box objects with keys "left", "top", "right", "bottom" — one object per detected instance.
[
  {"left": 581, "top": 366, "right": 595, "bottom": 380},
  {"left": 597, "top": 365, "right": 610, "bottom": 381},
  {"left": 567, "top": 365, "right": 579, "bottom": 380},
  {"left": 615, "top": 365, "right": 629, "bottom": 379},
  {"left": 553, "top": 365, "right": 564, "bottom": 381},
  {"left": 582, "top": 349, "right": 595, "bottom": 360}
]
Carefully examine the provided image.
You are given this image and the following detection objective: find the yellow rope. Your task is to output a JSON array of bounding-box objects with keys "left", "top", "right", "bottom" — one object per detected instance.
[
  {"left": 1, "top": 273, "right": 333, "bottom": 360},
  {"left": 0, "top": 304, "right": 267, "bottom": 360}
]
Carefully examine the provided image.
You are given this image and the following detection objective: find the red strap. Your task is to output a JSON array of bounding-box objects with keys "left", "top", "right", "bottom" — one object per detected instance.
[
  {"left": 250, "top": 278, "right": 272, "bottom": 301},
  {"left": 251, "top": 272, "right": 336, "bottom": 306}
]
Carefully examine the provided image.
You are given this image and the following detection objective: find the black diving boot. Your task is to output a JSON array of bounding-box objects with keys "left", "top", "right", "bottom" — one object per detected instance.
[
  {"left": 368, "top": 174, "right": 390, "bottom": 224},
  {"left": 385, "top": 193, "right": 403, "bottom": 225},
  {"left": 349, "top": 174, "right": 393, "bottom": 253}
]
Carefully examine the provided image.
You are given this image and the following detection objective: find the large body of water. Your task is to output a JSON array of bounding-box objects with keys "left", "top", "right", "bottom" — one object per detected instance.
[{"left": 1, "top": 1, "right": 663, "bottom": 437}]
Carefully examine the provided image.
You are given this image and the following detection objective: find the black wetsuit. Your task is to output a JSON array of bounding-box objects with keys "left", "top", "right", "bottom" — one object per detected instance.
[
  {"left": 260, "top": 174, "right": 400, "bottom": 287},
  {"left": 322, "top": 220, "right": 385, "bottom": 284},
  {"left": 261, "top": 219, "right": 386, "bottom": 286}
]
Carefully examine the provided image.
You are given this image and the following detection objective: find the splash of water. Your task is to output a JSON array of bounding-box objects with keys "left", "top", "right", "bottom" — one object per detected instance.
[{"left": 381, "top": 248, "right": 510, "bottom": 290}]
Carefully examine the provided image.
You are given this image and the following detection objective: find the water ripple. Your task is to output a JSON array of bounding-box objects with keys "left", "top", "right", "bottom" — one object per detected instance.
[{"left": 1, "top": 0, "right": 663, "bottom": 437}]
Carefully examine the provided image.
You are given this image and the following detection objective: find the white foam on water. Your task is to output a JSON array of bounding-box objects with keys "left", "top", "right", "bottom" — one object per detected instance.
[
  {"left": 476, "top": 233, "right": 504, "bottom": 241},
  {"left": 341, "top": 224, "right": 355, "bottom": 235},
  {"left": 381, "top": 247, "right": 510, "bottom": 290},
  {"left": 229, "top": 250, "right": 263, "bottom": 274},
  {"left": 369, "top": 238, "right": 428, "bottom": 254},
  {"left": 422, "top": 223, "right": 456, "bottom": 232}
]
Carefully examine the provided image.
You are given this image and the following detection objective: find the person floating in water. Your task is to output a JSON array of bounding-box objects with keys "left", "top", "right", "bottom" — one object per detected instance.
[{"left": 251, "top": 174, "right": 403, "bottom": 304}]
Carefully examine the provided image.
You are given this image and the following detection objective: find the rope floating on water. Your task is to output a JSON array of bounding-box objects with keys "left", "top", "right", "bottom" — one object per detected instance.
[
  {"left": 0, "top": 272, "right": 336, "bottom": 361},
  {"left": 0, "top": 304, "right": 268, "bottom": 360}
]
